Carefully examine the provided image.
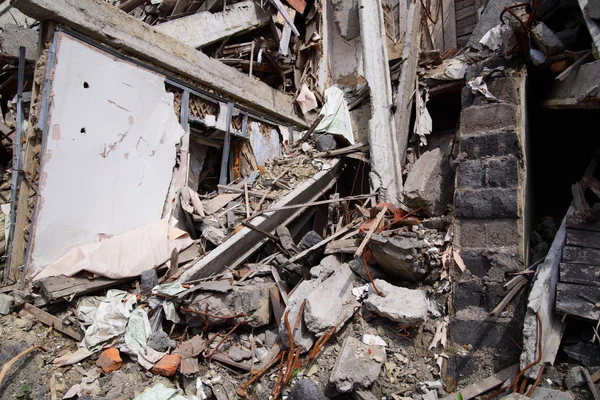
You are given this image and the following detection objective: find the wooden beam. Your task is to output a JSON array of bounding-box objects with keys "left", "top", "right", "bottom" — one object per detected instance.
[
  {"left": 36, "top": 274, "right": 128, "bottom": 303},
  {"left": 394, "top": 0, "right": 421, "bottom": 171},
  {"left": 24, "top": 303, "right": 83, "bottom": 341},
  {"left": 560, "top": 263, "right": 600, "bottom": 286},
  {"left": 441, "top": 364, "right": 519, "bottom": 400},
  {"left": 12, "top": 0, "right": 309, "bottom": 128}
]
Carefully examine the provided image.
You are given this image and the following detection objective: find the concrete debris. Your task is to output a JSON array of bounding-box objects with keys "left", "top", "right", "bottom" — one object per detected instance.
[
  {"left": 565, "top": 366, "right": 586, "bottom": 389},
  {"left": 348, "top": 257, "right": 386, "bottom": 281},
  {"left": 299, "top": 231, "right": 326, "bottom": 266},
  {"left": 148, "top": 330, "right": 177, "bottom": 353},
  {"left": 227, "top": 346, "right": 252, "bottom": 362},
  {"left": 364, "top": 280, "right": 428, "bottom": 324},
  {"left": 304, "top": 263, "right": 359, "bottom": 335},
  {"left": 184, "top": 278, "right": 274, "bottom": 328},
  {"left": 532, "top": 22, "right": 565, "bottom": 57},
  {"left": 329, "top": 336, "right": 386, "bottom": 393},
  {"left": 404, "top": 149, "right": 455, "bottom": 217},
  {"left": 367, "top": 234, "right": 428, "bottom": 280},
  {"left": 279, "top": 279, "right": 319, "bottom": 352},
  {"left": 288, "top": 379, "right": 327, "bottom": 400},
  {"left": 140, "top": 269, "right": 159, "bottom": 292},
  {"left": 315, "top": 134, "right": 338, "bottom": 152}
]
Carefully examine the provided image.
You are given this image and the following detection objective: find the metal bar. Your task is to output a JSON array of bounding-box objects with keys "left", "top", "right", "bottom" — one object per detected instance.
[
  {"left": 180, "top": 89, "right": 190, "bottom": 133},
  {"left": 241, "top": 113, "right": 248, "bottom": 138},
  {"left": 218, "top": 102, "right": 234, "bottom": 193},
  {"left": 4, "top": 46, "right": 26, "bottom": 284},
  {"left": 20, "top": 30, "right": 59, "bottom": 287}
]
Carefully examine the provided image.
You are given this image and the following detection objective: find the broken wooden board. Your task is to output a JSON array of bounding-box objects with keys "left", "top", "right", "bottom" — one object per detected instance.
[
  {"left": 441, "top": 364, "right": 519, "bottom": 400},
  {"left": 24, "top": 304, "right": 83, "bottom": 341},
  {"left": 560, "top": 263, "right": 600, "bottom": 286},
  {"left": 36, "top": 274, "right": 127, "bottom": 303},
  {"left": 563, "top": 245, "right": 600, "bottom": 266},
  {"left": 12, "top": 0, "right": 309, "bottom": 128},
  {"left": 203, "top": 193, "right": 242, "bottom": 215},
  {"left": 566, "top": 214, "right": 600, "bottom": 232},
  {"left": 324, "top": 238, "right": 361, "bottom": 255},
  {"left": 556, "top": 282, "right": 600, "bottom": 320},
  {"left": 566, "top": 229, "right": 600, "bottom": 249}
]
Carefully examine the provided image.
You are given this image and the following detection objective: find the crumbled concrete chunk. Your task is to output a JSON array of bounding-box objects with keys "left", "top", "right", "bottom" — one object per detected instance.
[
  {"left": 304, "top": 264, "right": 358, "bottom": 335},
  {"left": 148, "top": 330, "right": 177, "bottom": 352},
  {"left": 364, "top": 280, "right": 428, "bottom": 324},
  {"left": 329, "top": 336, "right": 385, "bottom": 393},
  {"left": 227, "top": 346, "right": 252, "bottom": 362}
]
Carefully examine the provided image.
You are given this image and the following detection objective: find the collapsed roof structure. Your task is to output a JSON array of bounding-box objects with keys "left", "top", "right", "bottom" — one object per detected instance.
[{"left": 0, "top": 0, "right": 600, "bottom": 399}]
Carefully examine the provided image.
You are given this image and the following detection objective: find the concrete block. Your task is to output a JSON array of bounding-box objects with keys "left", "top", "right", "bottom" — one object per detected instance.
[
  {"left": 473, "top": 77, "right": 520, "bottom": 106},
  {"left": 329, "top": 336, "right": 385, "bottom": 393},
  {"left": 148, "top": 330, "right": 176, "bottom": 352},
  {"left": 185, "top": 278, "right": 274, "bottom": 328},
  {"left": 585, "top": 0, "right": 600, "bottom": 20},
  {"left": 467, "top": 0, "right": 522, "bottom": 48},
  {"left": 457, "top": 159, "right": 485, "bottom": 189},
  {"left": 279, "top": 279, "right": 319, "bottom": 352},
  {"left": 348, "top": 257, "right": 386, "bottom": 281},
  {"left": 450, "top": 307, "right": 520, "bottom": 349},
  {"left": 454, "top": 219, "right": 520, "bottom": 250},
  {"left": 364, "top": 280, "right": 428, "bottom": 324},
  {"left": 309, "top": 255, "right": 342, "bottom": 280},
  {"left": 455, "top": 188, "right": 519, "bottom": 219},
  {"left": 461, "top": 104, "right": 517, "bottom": 136},
  {"left": 403, "top": 148, "right": 455, "bottom": 217},
  {"left": 299, "top": 231, "right": 325, "bottom": 266},
  {"left": 368, "top": 234, "right": 427, "bottom": 281},
  {"left": 460, "top": 130, "right": 520, "bottom": 159},
  {"left": 462, "top": 57, "right": 512, "bottom": 108},
  {"left": 315, "top": 134, "right": 338, "bottom": 152},
  {"left": 140, "top": 269, "right": 159, "bottom": 292},
  {"left": 487, "top": 156, "right": 519, "bottom": 188},
  {"left": 304, "top": 264, "right": 359, "bottom": 335},
  {"left": 530, "top": 388, "right": 573, "bottom": 400},
  {"left": 228, "top": 346, "right": 252, "bottom": 361},
  {"left": 453, "top": 279, "right": 485, "bottom": 311},
  {"left": 531, "top": 22, "right": 564, "bottom": 56},
  {"left": 456, "top": 250, "right": 492, "bottom": 278}
]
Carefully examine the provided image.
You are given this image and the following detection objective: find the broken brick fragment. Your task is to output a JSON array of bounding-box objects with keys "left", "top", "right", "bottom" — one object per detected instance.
[
  {"left": 150, "top": 354, "right": 181, "bottom": 377},
  {"left": 96, "top": 348, "right": 122, "bottom": 373}
]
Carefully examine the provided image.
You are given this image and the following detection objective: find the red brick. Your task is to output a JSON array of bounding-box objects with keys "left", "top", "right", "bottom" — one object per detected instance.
[
  {"left": 151, "top": 354, "right": 181, "bottom": 377},
  {"left": 96, "top": 348, "right": 122, "bottom": 373}
]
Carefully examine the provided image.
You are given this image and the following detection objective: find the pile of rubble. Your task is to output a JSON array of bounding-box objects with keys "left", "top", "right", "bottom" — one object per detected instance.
[{"left": 2, "top": 0, "right": 600, "bottom": 399}]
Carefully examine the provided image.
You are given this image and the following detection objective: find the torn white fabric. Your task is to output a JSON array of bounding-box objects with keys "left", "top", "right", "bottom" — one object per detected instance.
[
  {"left": 33, "top": 219, "right": 193, "bottom": 281},
  {"left": 468, "top": 76, "right": 500, "bottom": 102},
  {"left": 414, "top": 88, "right": 432, "bottom": 146},
  {"left": 296, "top": 84, "right": 318, "bottom": 115},
  {"left": 312, "top": 86, "right": 355, "bottom": 144}
]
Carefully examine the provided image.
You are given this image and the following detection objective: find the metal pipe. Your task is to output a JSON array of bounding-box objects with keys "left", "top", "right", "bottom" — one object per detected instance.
[{"left": 218, "top": 102, "right": 234, "bottom": 193}]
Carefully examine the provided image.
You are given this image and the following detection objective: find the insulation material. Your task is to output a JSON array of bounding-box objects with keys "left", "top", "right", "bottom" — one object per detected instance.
[
  {"left": 28, "top": 34, "right": 185, "bottom": 276},
  {"left": 249, "top": 122, "right": 282, "bottom": 166}
]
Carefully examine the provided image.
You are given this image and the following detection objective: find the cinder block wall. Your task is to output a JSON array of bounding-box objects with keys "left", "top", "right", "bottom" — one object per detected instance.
[{"left": 450, "top": 62, "right": 529, "bottom": 376}]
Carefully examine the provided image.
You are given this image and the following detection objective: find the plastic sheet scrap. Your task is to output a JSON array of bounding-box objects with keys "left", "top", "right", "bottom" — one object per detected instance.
[
  {"left": 479, "top": 24, "right": 517, "bottom": 53},
  {"left": 311, "top": 86, "right": 355, "bottom": 145},
  {"left": 427, "top": 57, "right": 467, "bottom": 81}
]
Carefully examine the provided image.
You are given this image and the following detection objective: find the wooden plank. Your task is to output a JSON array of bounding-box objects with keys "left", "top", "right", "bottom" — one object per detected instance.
[
  {"left": 456, "top": 21, "right": 477, "bottom": 37},
  {"left": 12, "top": 0, "right": 309, "bottom": 128},
  {"left": 455, "top": 4, "right": 474, "bottom": 20},
  {"left": 443, "top": 0, "right": 457, "bottom": 52},
  {"left": 454, "top": 0, "right": 474, "bottom": 11},
  {"left": 456, "top": 12, "right": 478, "bottom": 26},
  {"left": 556, "top": 282, "right": 600, "bottom": 320},
  {"left": 441, "top": 364, "right": 519, "bottom": 400},
  {"left": 584, "top": 368, "right": 600, "bottom": 400},
  {"left": 355, "top": 208, "right": 386, "bottom": 257},
  {"left": 563, "top": 245, "right": 600, "bottom": 266},
  {"left": 566, "top": 215, "right": 600, "bottom": 232},
  {"left": 566, "top": 229, "right": 600, "bottom": 249},
  {"left": 36, "top": 274, "right": 125, "bottom": 303},
  {"left": 560, "top": 263, "right": 600, "bottom": 286},
  {"left": 324, "top": 238, "right": 361, "bottom": 255},
  {"left": 24, "top": 304, "right": 83, "bottom": 341}
]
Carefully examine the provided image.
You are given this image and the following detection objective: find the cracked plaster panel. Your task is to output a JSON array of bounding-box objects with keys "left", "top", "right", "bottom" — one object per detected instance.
[{"left": 28, "top": 33, "right": 184, "bottom": 276}]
